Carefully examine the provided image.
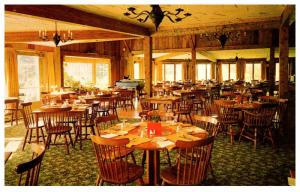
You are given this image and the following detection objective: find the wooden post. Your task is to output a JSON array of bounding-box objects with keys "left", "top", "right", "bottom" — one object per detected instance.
[
  {"left": 191, "top": 48, "right": 196, "bottom": 83},
  {"left": 54, "top": 47, "right": 62, "bottom": 87},
  {"left": 269, "top": 46, "right": 275, "bottom": 96},
  {"left": 279, "top": 24, "right": 289, "bottom": 98},
  {"left": 144, "top": 36, "right": 152, "bottom": 96}
]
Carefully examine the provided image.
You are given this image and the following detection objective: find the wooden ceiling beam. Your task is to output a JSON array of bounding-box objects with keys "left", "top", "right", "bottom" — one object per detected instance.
[
  {"left": 281, "top": 5, "right": 295, "bottom": 26},
  {"left": 5, "top": 5, "right": 150, "bottom": 37},
  {"left": 154, "top": 52, "right": 188, "bottom": 62},
  {"left": 197, "top": 51, "right": 217, "bottom": 62},
  {"left": 5, "top": 30, "right": 138, "bottom": 43},
  {"left": 152, "top": 20, "right": 280, "bottom": 37}
]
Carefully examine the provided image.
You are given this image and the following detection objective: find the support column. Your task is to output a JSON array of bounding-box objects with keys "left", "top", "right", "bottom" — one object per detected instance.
[
  {"left": 269, "top": 46, "right": 275, "bottom": 96},
  {"left": 144, "top": 36, "right": 153, "bottom": 96},
  {"left": 279, "top": 24, "right": 289, "bottom": 98},
  {"left": 190, "top": 48, "right": 196, "bottom": 83},
  {"left": 210, "top": 62, "right": 216, "bottom": 80},
  {"left": 55, "top": 47, "right": 62, "bottom": 87}
]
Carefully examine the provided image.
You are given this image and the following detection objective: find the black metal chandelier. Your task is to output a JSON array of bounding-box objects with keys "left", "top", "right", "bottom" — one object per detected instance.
[
  {"left": 123, "top": 5, "right": 192, "bottom": 31},
  {"left": 39, "top": 22, "right": 73, "bottom": 46}
]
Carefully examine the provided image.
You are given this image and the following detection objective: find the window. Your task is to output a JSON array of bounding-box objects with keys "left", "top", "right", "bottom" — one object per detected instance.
[
  {"left": 162, "top": 63, "right": 182, "bottom": 81},
  {"left": 17, "top": 55, "right": 40, "bottom": 102},
  {"left": 222, "top": 63, "right": 236, "bottom": 81},
  {"left": 275, "top": 63, "right": 279, "bottom": 81},
  {"left": 63, "top": 56, "right": 111, "bottom": 89},
  {"left": 64, "top": 62, "right": 93, "bottom": 86},
  {"left": 196, "top": 64, "right": 211, "bottom": 80},
  {"left": 96, "top": 64, "right": 109, "bottom": 89},
  {"left": 245, "top": 63, "right": 261, "bottom": 82},
  {"left": 134, "top": 62, "right": 140, "bottom": 79}
]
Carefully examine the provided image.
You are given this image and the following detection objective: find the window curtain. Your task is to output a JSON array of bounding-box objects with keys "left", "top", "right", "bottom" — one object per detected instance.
[
  {"left": 236, "top": 61, "right": 240, "bottom": 80},
  {"left": 156, "top": 62, "right": 163, "bottom": 81},
  {"left": 139, "top": 60, "right": 145, "bottom": 79},
  {"left": 240, "top": 60, "right": 246, "bottom": 80},
  {"left": 210, "top": 62, "right": 216, "bottom": 80},
  {"left": 261, "top": 60, "right": 267, "bottom": 80},
  {"left": 126, "top": 56, "right": 134, "bottom": 79},
  {"left": 5, "top": 48, "right": 19, "bottom": 97},
  {"left": 40, "top": 52, "right": 55, "bottom": 92},
  {"left": 217, "top": 61, "right": 222, "bottom": 82}
]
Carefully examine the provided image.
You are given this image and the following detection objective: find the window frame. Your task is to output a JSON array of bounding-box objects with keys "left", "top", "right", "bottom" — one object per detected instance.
[
  {"left": 17, "top": 53, "right": 41, "bottom": 102},
  {"left": 196, "top": 63, "right": 211, "bottom": 80},
  {"left": 162, "top": 63, "right": 183, "bottom": 81},
  {"left": 245, "top": 62, "right": 262, "bottom": 82},
  {"left": 222, "top": 63, "right": 236, "bottom": 81},
  {"left": 63, "top": 56, "right": 111, "bottom": 89}
]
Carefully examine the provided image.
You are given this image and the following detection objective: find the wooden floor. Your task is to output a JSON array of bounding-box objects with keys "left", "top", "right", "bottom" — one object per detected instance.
[{"left": 117, "top": 97, "right": 142, "bottom": 119}]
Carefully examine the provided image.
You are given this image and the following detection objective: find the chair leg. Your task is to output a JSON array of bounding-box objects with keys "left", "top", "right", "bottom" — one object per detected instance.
[
  {"left": 141, "top": 151, "right": 146, "bottom": 167},
  {"left": 229, "top": 125, "right": 234, "bottom": 145},
  {"left": 238, "top": 125, "right": 245, "bottom": 144},
  {"left": 64, "top": 133, "right": 70, "bottom": 154},
  {"left": 138, "top": 177, "right": 144, "bottom": 186},
  {"left": 130, "top": 153, "right": 137, "bottom": 164},
  {"left": 188, "top": 113, "right": 193, "bottom": 125},
  {"left": 22, "top": 130, "right": 29, "bottom": 150},
  {"left": 45, "top": 134, "right": 51, "bottom": 149},
  {"left": 96, "top": 174, "right": 101, "bottom": 186},
  {"left": 40, "top": 128, "right": 46, "bottom": 144},
  {"left": 68, "top": 131, "right": 74, "bottom": 147},
  {"left": 254, "top": 128, "right": 257, "bottom": 149},
  {"left": 165, "top": 149, "right": 172, "bottom": 167},
  {"left": 28, "top": 129, "right": 33, "bottom": 144}
]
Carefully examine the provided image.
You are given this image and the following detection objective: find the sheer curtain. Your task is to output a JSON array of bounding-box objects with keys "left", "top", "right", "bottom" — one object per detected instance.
[{"left": 5, "top": 47, "right": 19, "bottom": 97}]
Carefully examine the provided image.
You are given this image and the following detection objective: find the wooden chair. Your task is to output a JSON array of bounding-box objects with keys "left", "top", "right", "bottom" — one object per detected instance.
[
  {"left": 75, "top": 103, "right": 98, "bottom": 149},
  {"left": 214, "top": 100, "right": 240, "bottom": 144},
  {"left": 20, "top": 102, "right": 46, "bottom": 150},
  {"left": 5, "top": 98, "right": 20, "bottom": 126},
  {"left": 40, "top": 107, "right": 78, "bottom": 154},
  {"left": 238, "top": 110, "right": 275, "bottom": 148},
  {"left": 15, "top": 144, "right": 46, "bottom": 185},
  {"left": 193, "top": 115, "right": 219, "bottom": 137},
  {"left": 91, "top": 135, "right": 144, "bottom": 185},
  {"left": 174, "top": 99, "right": 193, "bottom": 124},
  {"left": 160, "top": 136, "right": 215, "bottom": 185},
  {"left": 191, "top": 90, "right": 207, "bottom": 114},
  {"left": 97, "top": 96, "right": 110, "bottom": 116},
  {"left": 95, "top": 115, "right": 118, "bottom": 135},
  {"left": 138, "top": 98, "right": 152, "bottom": 119},
  {"left": 108, "top": 96, "right": 119, "bottom": 121}
]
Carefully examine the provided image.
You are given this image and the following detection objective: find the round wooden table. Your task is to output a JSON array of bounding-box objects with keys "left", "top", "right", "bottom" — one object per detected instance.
[{"left": 102, "top": 122, "right": 208, "bottom": 185}]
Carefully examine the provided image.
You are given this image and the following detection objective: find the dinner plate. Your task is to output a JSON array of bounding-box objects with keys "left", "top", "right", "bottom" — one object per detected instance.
[{"left": 151, "top": 137, "right": 167, "bottom": 142}]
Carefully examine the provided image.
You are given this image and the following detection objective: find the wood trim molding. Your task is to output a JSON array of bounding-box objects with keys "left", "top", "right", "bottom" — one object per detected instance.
[{"left": 5, "top": 5, "right": 150, "bottom": 37}]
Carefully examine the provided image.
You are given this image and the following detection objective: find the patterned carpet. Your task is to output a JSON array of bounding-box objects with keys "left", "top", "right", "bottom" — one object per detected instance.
[{"left": 4, "top": 119, "right": 295, "bottom": 186}]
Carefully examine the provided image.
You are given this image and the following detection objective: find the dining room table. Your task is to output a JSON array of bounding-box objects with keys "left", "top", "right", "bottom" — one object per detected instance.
[
  {"left": 32, "top": 103, "right": 92, "bottom": 144},
  {"left": 145, "top": 96, "right": 181, "bottom": 111},
  {"left": 99, "top": 120, "right": 208, "bottom": 185}
]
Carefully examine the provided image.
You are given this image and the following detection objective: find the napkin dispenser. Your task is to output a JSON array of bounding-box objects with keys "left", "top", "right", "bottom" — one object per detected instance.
[{"left": 147, "top": 122, "right": 162, "bottom": 136}]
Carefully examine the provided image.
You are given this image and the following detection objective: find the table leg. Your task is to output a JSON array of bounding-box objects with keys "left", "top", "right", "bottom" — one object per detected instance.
[
  {"left": 35, "top": 113, "right": 39, "bottom": 144},
  {"left": 146, "top": 150, "right": 160, "bottom": 185}
]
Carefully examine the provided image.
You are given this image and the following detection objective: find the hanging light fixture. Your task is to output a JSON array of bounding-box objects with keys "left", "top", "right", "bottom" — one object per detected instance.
[
  {"left": 123, "top": 5, "right": 192, "bottom": 31},
  {"left": 199, "top": 28, "right": 247, "bottom": 48},
  {"left": 39, "top": 22, "right": 73, "bottom": 46}
]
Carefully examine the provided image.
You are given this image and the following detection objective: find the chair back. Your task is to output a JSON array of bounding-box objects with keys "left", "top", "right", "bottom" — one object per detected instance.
[
  {"left": 91, "top": 135, "right": 131, "bottom": 183},
  {"left": 193, "top": 115, "right": 219, "bottom": 136},
  {"left": 174, "top": 136, "right": 215, "bottom": 185},
  {"left": 15, "top": 144, "right": 45, "bottom": 185},
  {"left": 214, "top": 100, "right": 239, "bottom": 123},
  {"left": 21, "top": 102, "right": 35, "bottom": 129},
  {"left": 243, "top": 110, "right": 274, "bottom": 128},
  {"left": 95, "top": 115, "right": 118, "bottom": 135},
  {"left": 40, "top": 107, "right": 74, "bottom": 133}
]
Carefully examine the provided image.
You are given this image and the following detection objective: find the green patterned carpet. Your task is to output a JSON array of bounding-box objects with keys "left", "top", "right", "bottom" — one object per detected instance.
[{"left": 4, "top": 119, "right": 295, "bottom": 186}]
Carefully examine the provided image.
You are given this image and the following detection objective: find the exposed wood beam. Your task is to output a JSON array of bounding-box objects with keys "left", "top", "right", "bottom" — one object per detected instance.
[
  {"left": 281, "top": 5, "right": 295, "bottom": 26},
  {"left": 152, "top": 20, "right": 280, "bottom": 37},
  {"left": 5, "top": 30, "right": 138, "bottom": 43},
  {"left": 154, "top": 52, "right": 187, "bottom": 62},
  {"left": 132, "top": 48, "right": 191, "bottom": 55},
  {"left": 123, "top": 40, "right": 133, "bottom": 56},
  {"left": 5, "top": 5, "right": 150, "bottom": 37},
  {"left": 197, "top": 51, "right": 217, "bottom": 62}
]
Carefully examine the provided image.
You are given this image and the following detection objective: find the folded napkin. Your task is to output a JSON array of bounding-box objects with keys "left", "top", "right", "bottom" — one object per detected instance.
[
  {"left": 100, "top": 133, "right": 118, "bottom": 138},
  {"left": 167, "top": 133, "right": 201, "bottom": 142},
  {"left": 119, "top": 134, "right": 151, "bottom": 148},
  {"left": 156, "top": 140, "right": 175, "bottom": 149},
  {"left": 182, "top": 126, "right": 207, "bottom": 134}
]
